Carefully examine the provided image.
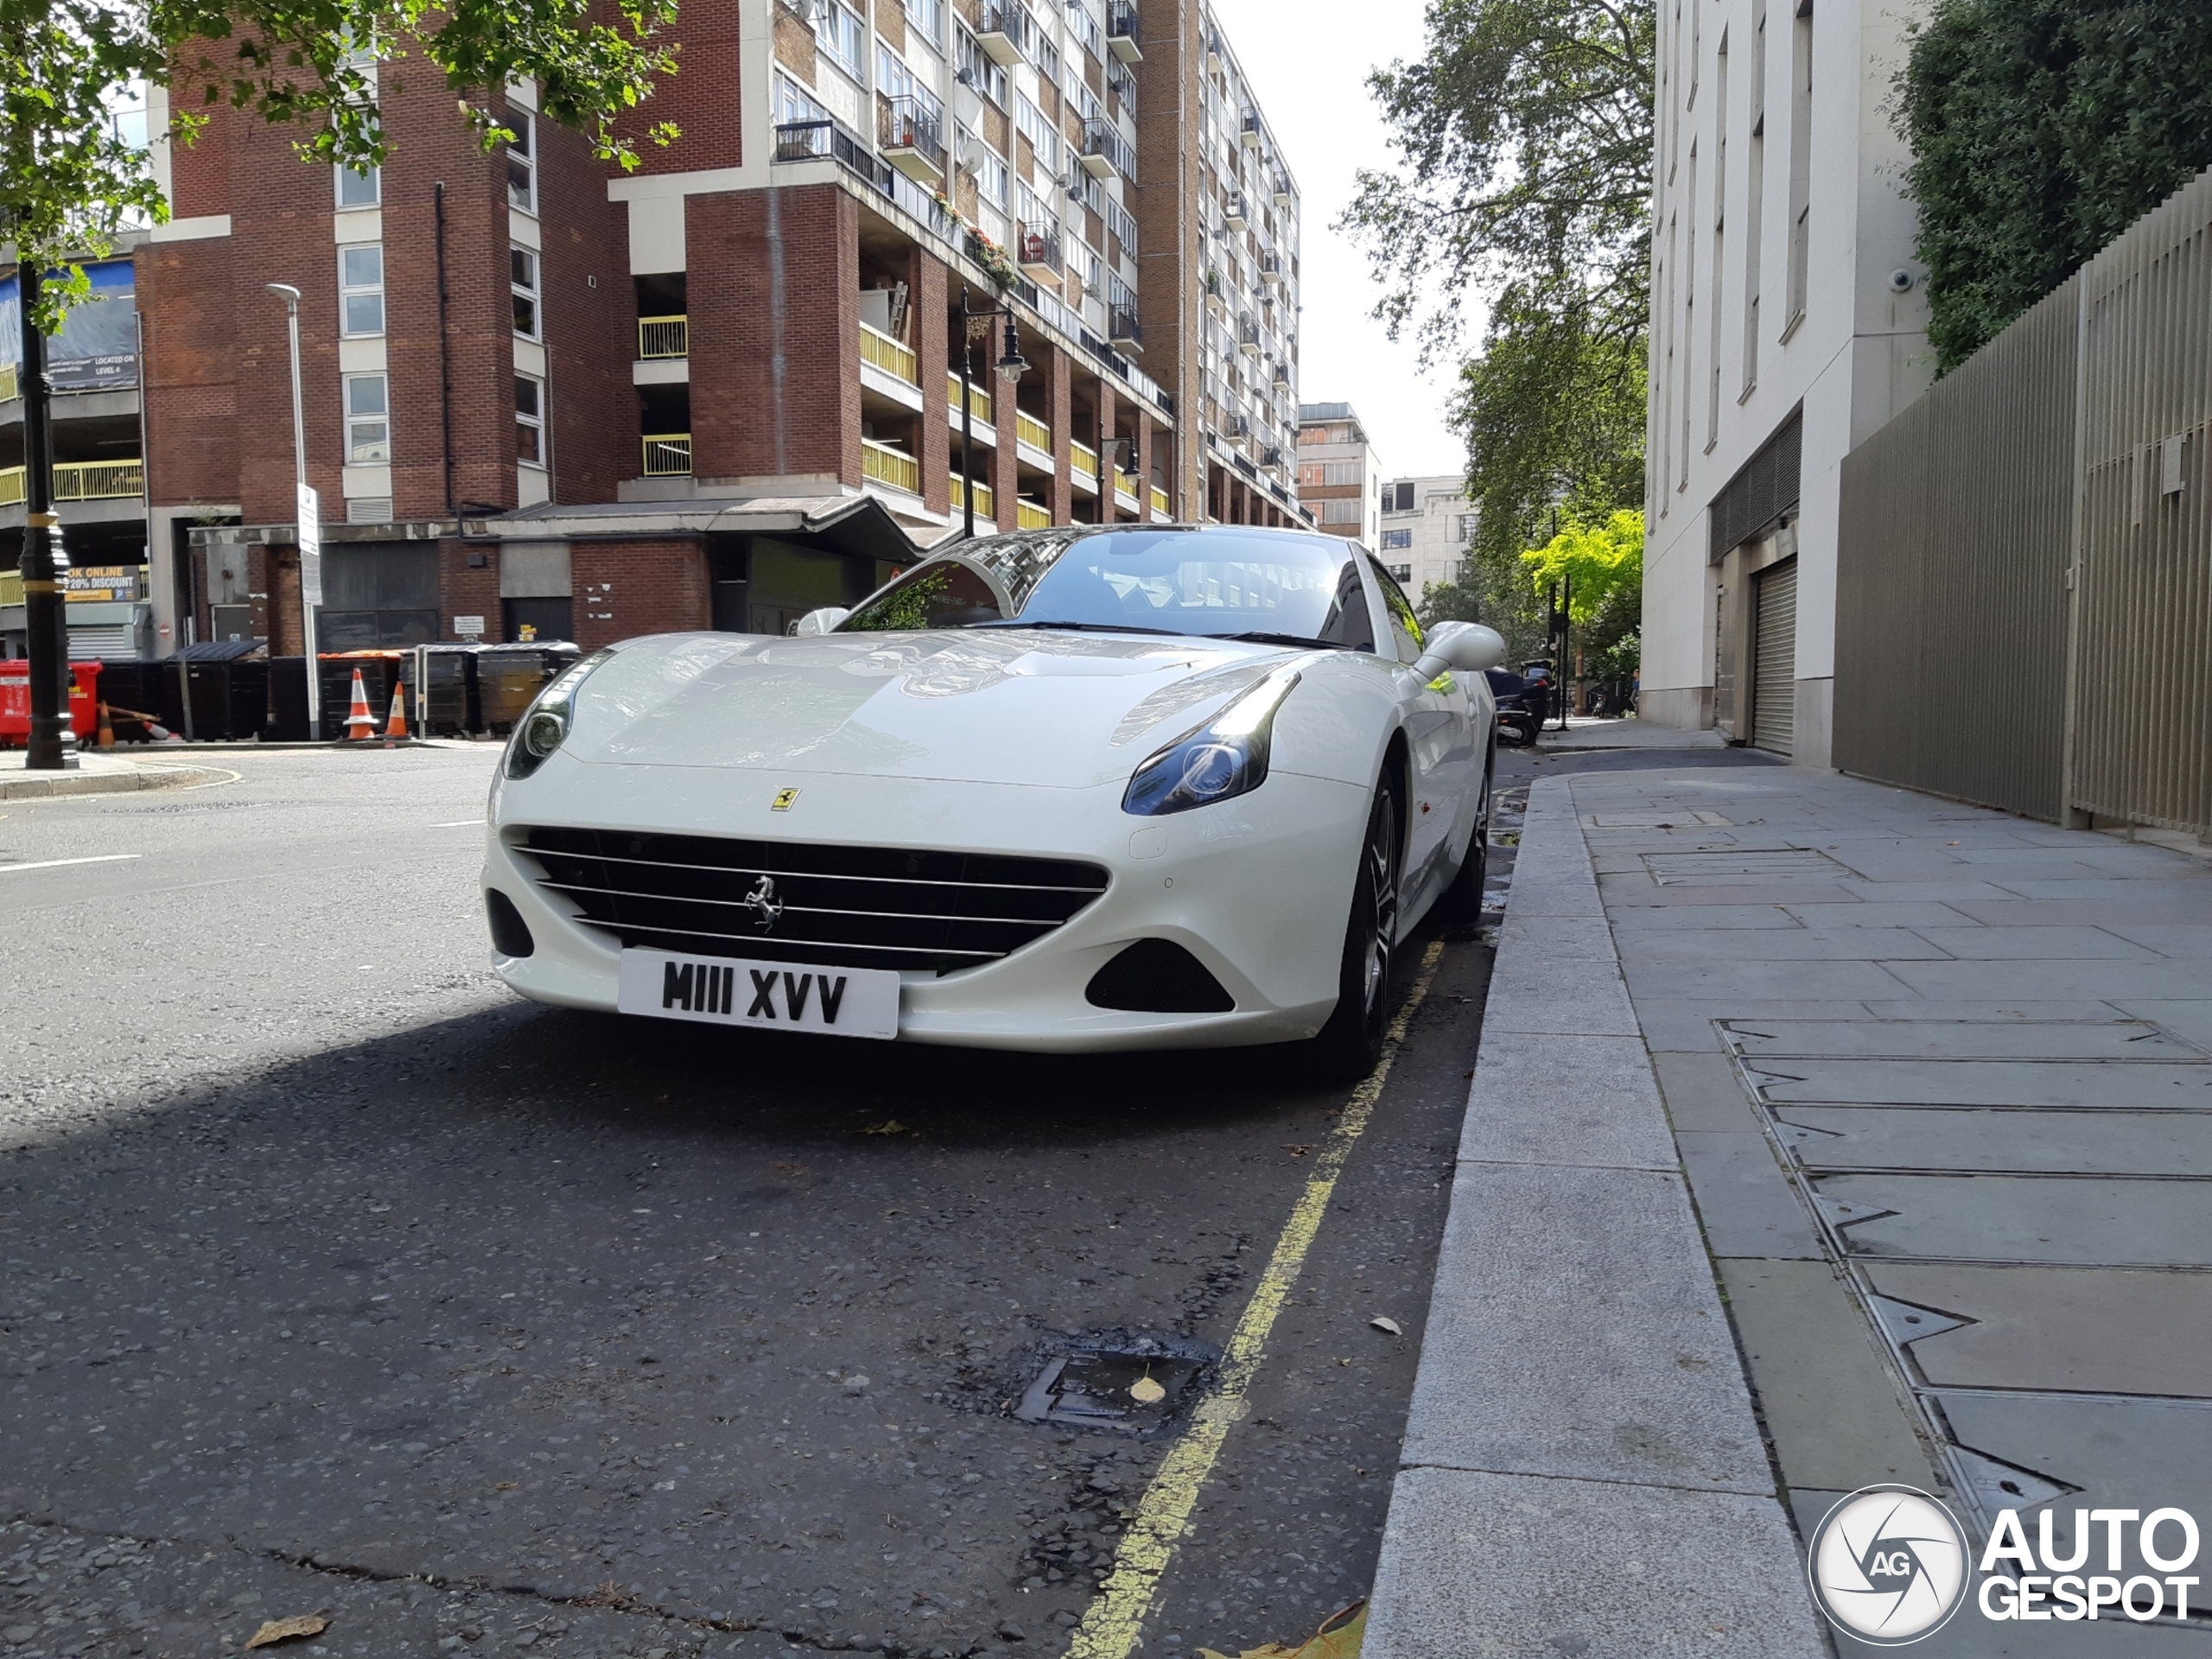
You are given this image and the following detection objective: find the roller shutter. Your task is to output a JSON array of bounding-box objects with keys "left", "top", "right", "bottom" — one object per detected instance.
[{"left": 1752, "top": 559, "right": 1797, "bottom": 756}]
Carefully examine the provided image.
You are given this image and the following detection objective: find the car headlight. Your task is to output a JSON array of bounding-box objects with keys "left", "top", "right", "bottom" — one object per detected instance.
[
  {"left": 1122, "top": 668, "right": 1301, "bottom": 817},
  {"left": 504, "top": 649, "right": 614, "bottom": 779}
]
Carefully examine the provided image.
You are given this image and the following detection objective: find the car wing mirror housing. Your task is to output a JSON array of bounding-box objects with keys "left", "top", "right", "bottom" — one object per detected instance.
[
  {"left": 1410, "top": 620, "right": 1506, "bottom": 682},
  {"left": 793, "top": 607, "right": 851, "bottom": 637}
]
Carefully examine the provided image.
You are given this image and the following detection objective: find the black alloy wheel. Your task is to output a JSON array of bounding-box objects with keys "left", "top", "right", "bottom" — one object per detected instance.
[{"left": 1309, "top": 780, "right": 1402, "bottom": 1084}]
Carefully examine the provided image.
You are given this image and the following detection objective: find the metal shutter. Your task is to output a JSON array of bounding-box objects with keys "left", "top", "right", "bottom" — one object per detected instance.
[{"left": 1751, "top": 560, "right": 1797, "bottom": 756}]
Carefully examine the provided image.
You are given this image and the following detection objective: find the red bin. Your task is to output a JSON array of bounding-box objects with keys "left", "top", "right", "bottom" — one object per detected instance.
[{"left": 0, "top": 661, "right": 102, "bottom": 746}]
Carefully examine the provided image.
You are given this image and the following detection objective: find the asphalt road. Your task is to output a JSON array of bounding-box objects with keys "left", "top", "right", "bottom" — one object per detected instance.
[{"left": 0, "top": 744, "right": 1503, "bottom": 1659}]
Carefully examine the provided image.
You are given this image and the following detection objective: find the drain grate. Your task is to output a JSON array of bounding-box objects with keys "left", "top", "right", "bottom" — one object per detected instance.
[
  {"left": 1014, "top": 1332, "right": 1217, "bottom": 1436},
  {"left": 1642, "top": 848, "right": 1847, "bottom": 885}
]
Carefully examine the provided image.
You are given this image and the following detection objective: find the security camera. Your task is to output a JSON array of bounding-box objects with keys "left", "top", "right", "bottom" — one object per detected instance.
[{"left": 1888, "top": 268, "right": 1916, "bottom": 294}]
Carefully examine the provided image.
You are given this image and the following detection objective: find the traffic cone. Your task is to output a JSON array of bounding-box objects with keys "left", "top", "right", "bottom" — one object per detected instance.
[
  {"left": 343, "top": 669, "right": 378, "bottom": 741},
  {"left": 382, "top": 684, "right": 409, "bottom": 744},
  {"left": 96, "top": 701, "right": 116, "bottom": 748}
]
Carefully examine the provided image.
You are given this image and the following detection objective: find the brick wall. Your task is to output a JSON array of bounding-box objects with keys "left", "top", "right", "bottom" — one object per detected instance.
[
  {"left": 138, "top": 238, "right": 238, "bottom": 509},
  {"left": 571, "top": 538, "right": 711, "bottom": 647},
  {"left": 530, "top": 101, "right": 630, "bottom": 506},
  {"left": 912, "top": 247, "right": 950, "bottom": 515},
  {"left": 439, "top": 538, "right": 505, "bottom": 641},
  {"left": 616, "top": 3, "right": 741, "bottom": 174},
  {"left": 1045, "top": 343, "right": 1073, "bottom": 523}
]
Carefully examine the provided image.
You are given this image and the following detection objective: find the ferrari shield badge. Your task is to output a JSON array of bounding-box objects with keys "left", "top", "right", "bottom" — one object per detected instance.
[{"left": 771, "top": 787, "right": 800, "bottom": 811}]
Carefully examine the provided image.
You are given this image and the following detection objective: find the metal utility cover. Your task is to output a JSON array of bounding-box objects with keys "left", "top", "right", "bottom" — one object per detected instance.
[
  {"left": 1723, "top": 1018, "right": 2205, "bottom": 1062},
  {"left": 1014, "top": 1336, "right": 1214, "bottom": 1436},
  {"left": 1642, "top": 849, "right": 1846, "bottom": 885}
]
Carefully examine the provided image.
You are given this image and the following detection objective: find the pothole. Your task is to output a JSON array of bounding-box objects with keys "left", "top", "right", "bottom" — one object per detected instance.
[{"left": 1008, "top": 1329, "right": 1219, "bottom": 1437}]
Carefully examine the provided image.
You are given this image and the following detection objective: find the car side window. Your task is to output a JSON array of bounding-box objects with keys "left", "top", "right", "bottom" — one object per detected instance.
[
  {"left": 1314, "top": 559, "right": 1377, "bottom": 652},
  {"left": 1365, "top": 556, "right": 1425, "bottom": 663}
]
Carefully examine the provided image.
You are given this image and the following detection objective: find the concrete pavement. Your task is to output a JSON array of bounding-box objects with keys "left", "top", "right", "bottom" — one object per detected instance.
[{"left": 1370, "top": 763, "right": 2212, "bottom": 1656}]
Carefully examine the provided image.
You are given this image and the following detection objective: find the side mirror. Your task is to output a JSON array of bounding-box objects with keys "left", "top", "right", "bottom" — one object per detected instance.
[
  {"left": 793, "top": 607, "right": 850, "bottom": 637},
  {"left": 1410, "top": 620, "right": 1505, "bottom": 682}
]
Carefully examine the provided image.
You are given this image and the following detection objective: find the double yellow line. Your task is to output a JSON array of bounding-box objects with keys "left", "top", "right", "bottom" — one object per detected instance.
[{"left": 1065, "top": 938, "right": 1447, "bottom": 1659}]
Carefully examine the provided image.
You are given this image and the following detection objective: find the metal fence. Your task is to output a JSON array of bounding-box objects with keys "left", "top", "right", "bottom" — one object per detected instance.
[{"left": 1836, "top": 166, "right": 2212, "bottom": 836}]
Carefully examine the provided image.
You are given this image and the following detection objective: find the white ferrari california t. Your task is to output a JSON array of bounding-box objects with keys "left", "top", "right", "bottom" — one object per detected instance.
[{"left": 480, "top": 524, "right": 1504, "bottom": 1079}]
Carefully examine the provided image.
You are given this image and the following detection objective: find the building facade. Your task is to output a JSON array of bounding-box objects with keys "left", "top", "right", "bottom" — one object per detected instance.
[
  {"left": 1376, "top": 474, "right": 1474, "bottom": 599},
  {"left": 1295, "top": 402, "right": 1382, "bottom": 551},
  {"left": 1641, "top": 0, "right": 1933, "bottom": 764},
  {"left": 121, "top": 0, "right": 1306, "bottom": 656}
]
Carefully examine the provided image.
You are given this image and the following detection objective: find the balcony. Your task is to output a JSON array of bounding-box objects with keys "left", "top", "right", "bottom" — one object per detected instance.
[
  {"left": 1152, "top": 483, "right": 1171, "bottom": 518},
  {"left": 0, "top": 459, "right": 146, "bottom": 505},
  {"left": 862, "top": 439, "right": 920, "bottom": 496},
  {"left": 638, "top": 315, "right": 689, "bottom": 359},
  {"left": 1109, "top": 308, "right": 1143, "bottom": 350},
  {"left": 1203, "top": 267, "right": 1224, "bottom": 309},
  {"left": 1017, "top": 222, "right": 1062, "bottom": 277},
  {"left": 859, "top": 321, "right": 919, "bottom": 387},
  {"left": 1015, "top": 410, "right": 1052, "bottom": 461},
  {"left": 1237, "top": 315, "right": 1262, "bottom": 355},
  {"left": 0, "top": 364, "right": 15, "bottom": 401},
  {"left": 1259, "top": 251, "right": 1281, "bottom": 287},
  {"left": 1115, "top": 474, "right": 1139, "bottom": 513},
  {"left": 641, "top": 434, "right": 692, "bottom": 476},
  {"left": 1222, "top": 413, "right": 1250, "bottom": 442},
  {"left": 1240, "top": 110, "right": 1262, "bottom": 148},
  {"left": 1071, "top": 440, "right": 1100, "bottom": 490},
  {"left": 977, "top": 0, "right": 1033, "bottom": 66},
  {"left": 950, "top": 474, "right": 995, "bottom": 519},
  {"left": 1017, "top": 499, "right": 1052, "bottom": 531},
  {"left": 774, "top": 117, "right": 866, "bottom": 171},
  {"left": 1080, "top": 118, "right": 1135, "bottom": 181},
  {"left": 1224, "top": 192, "right": 1249, "bottom": 231},
  {"left": 1272, "top": 169, "right": 1293, "bottom": 207},
  {"left": 1106, "top": 0, "right": 1142, "bottom": 61},
  {"left": 1270, "top": 356, "right": 1291, "bottom": 390},
  {"left": 949, "top": 371, "right": 994, "bottom": 427},
  {"left": 879, "top": 95, "right": 946, "bottom": 183}
]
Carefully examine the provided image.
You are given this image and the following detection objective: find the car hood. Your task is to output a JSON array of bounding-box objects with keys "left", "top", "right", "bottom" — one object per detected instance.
[{"left": 563, "top": 630, "right": 1298, "bottom": 789}]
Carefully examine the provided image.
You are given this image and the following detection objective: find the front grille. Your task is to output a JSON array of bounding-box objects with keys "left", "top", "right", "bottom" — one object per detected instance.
[{"left": 518, "top": 826, "right": 1110, "bottom": 975}]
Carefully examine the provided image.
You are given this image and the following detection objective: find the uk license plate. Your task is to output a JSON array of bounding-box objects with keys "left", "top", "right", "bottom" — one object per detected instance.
[{"left": 616, "top": 949, "right": 900, "bottom": 1040}]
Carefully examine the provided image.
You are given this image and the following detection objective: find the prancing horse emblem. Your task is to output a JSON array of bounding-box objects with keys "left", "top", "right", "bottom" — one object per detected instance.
[{"left": 741, "top": 874, "right": 784, "bottom": 931}]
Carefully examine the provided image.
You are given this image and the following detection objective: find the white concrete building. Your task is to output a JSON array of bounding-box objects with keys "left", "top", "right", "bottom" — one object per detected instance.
[
  {"left": 1295, "top": 402, "right": 1382, "bottom": 551},
  {"left": 1377, "top": 474, "right": 1476, "bottom": 599},
  {"left": 1641, "top": 0, "right": 1934, "bottom": 763}
]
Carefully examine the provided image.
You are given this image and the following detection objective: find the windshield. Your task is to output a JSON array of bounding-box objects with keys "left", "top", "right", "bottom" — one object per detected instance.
[{"left": 839, "top": 527, "right": 1376, "bottom": 649}]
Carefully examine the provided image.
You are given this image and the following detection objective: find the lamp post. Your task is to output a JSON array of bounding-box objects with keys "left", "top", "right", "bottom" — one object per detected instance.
[
  {"left": 16, "top": 261, "right": 76, "bottom": 770},
  {"left": 957, "top": 285, "right": 1029, "bottom": 539},
  {"left": 265, "top": 283, "right": 321, "bottom": 736}
]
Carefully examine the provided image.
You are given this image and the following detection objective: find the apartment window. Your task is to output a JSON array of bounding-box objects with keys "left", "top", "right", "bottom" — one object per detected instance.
[
  {"left": 505, "top": 113, "right": 536, "bottom": 213},
  {"left": 816, "top": 3, "right": 864, "bottom": 77},
  {"left": 515, "top": 373, "right": 546, "bottom": 467},
  {"left": 956, "top": 25, "right": 1008, "bottom": 106},
  {"left": 1387, "top": 563, "right": 1413, "bottom": 582},
  {"left": 344, "top": 373, "right": 390, "bottom": 462},
  {"left": 1454, "top": 513, "right": 1478, "bottom": 543},
  {"left": 1743, "top": 4, "right": 1766, "bottom": 395},
  {"left": 1104, "top": 197, "right": 1137, "bottom": 258},
  {"left": 1380, "top": 530, "right": 1413, "bottom": 551},
  {"left": 1318, "top": 498, "right": 1363, "bottom": 525},
  {"left": 1033, "top": 32, "right": 1060, "bottom": 85},
  {"left": 1015, "top": 93, "right": 1057, "bottom": 172},
  {"left": 1785, "top": 0, "right": 1813, "bottom": 334},
  {"left": 511, "top": 246, "right": 540, "bottom": 339},
  {"left": 339, "top": 244, "right": 385, "bottom": 336},
  {"left": 905, "top": 0, "right": 945, "bottom": 46},
  {"left": 976, "top": 145, "right": 1010, "bottom": 209},
  {"left": 335, "top": 163, "right": 379, "bottom": 208}
]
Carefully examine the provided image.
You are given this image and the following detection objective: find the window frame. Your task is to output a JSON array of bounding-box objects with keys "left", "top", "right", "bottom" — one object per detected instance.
[
  {"left": 506, "top": 112, "right": 537, "bottom": 214},
  {"left": 514, "top": 372, "right": 547, "bottom": 468},
  {"left": 510, "top": 245, "right": 541, "bottom": 340},
  {"left": 338, "top": 243, "right": 385, "bottom": 338},
  {"left": 1379, "top": 528, "right": 1413, "bottom": 552},
  {"left": 335, "top": 162, "right": 380, "bottom": 209},
  {"left": 343, "top": 372, "right": 391, "bottom": 463}
]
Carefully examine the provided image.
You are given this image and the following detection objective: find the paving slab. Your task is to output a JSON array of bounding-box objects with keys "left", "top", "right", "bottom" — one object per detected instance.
[
  {"left": 2098, "top": 924, "right": 2212, "bottom": 957},
  {"left": 1935, "top": 1392, "right": 2212, "bottom": 1532},
  {"left": 1459, "top": 1031, "right": 1681, "bottom": 1172},
  {"left": 1675, "top": 1129, "right": 1827, "bottom": 1259},
  {"left": 1400, "top": 1161, "right": 1773, "bottom": 1493},
  {"left": 1730, "top": 1020, "right": 2196, "bottom": 1060},
  {"left": 1868, "top": 1262, "right": 2212, "bottom": 1397},
  {"left": 1716, "top": 1259, "right": 1936, "bottom": 1492},
  {"left": 1831, "top": 880, "right": 2035, "bottom": 902},
  {"left": 1618, "top": 927, "right": 1955, "bottom": 962},
  {"left": 1783, "top": 900, "right": 1986, "bottom": 928},
  {"left": 1599, "top": 874, "right": 1868, "bottom": 907},
  {"left": 1743, "top": 1057, "right": 2212, "bottom": 1109},
  {"left": 1621, "top": 957, "right": 1920, "bottom": 1001},
  {"left": 1363, "top": 1468, "right": 1825, "bottom": 1659},
  {"left": 1775, "top": 1107, "right": 2212, "bottom": 1175},
  {"left": 1909, "top": 926, "right": 2164, "bottom": 960},
  {"left": 1652, "top": 1051, "right": 1764, "bottom": 1130},
  {"left": 1630, "top": 998, "right": 1876, "bottom": 1052},
  {"left": 1493, "top": 914, "right": 1617, "bottom": 961},
  {"left": 1810, "top": 1173, "right": 2212, "bottom": 1267},
  {"left": 1480, "top": 963, "right": 1639, "bottom": 1038},
  {"left": 1857, "top": 999, "right": 2146, "bottom": 1027},
  {"left": 1610, "top": 903, "right": 1806, "bottom": 930}
]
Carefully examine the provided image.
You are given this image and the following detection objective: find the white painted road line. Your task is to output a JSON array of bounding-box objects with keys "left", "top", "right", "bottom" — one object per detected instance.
[{"left": 0, "top": 854, "right": 143, "bottom": 874}]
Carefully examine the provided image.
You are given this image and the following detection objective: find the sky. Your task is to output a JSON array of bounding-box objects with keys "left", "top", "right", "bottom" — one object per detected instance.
[{"left": 1209, "top": 0, "right": 1473, "bottom": 479}]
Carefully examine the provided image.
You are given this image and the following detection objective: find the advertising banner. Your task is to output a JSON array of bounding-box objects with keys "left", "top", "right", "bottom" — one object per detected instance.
[{"left": 0, "top": 260, "right": 139, "bottom": 392}]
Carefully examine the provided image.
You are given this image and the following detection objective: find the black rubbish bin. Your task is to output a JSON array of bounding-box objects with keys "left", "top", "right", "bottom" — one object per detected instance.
[
  {"left": 411, "top": 644, "right": 480, "bottom": 736},
  {"left": 475, "top": 643, "right": 580, "bottom": 736}
]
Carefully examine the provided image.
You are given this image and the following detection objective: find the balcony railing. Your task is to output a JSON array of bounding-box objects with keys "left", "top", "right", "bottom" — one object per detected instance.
[
  {"left": 0, "top": 460, "right": 145, "bottom": 504},
  {"left": 1115, "top": 475, "right": 1139, "bottom": 511},
  {"left": 1259, "top": 252, "right": 1281, "bottom": 286},
  {"left": 0, "top": 364, "right": 16, "bottom": 402},
  {"left": 859, "top": 321, "right": 919, "bottom": 386},
  {"left": 1017, "top": 222, "right": 1062, "bottom": 273},
  {"left": 977, "top": 0, "right": 1033, "bottom": 65},
  {"left": 774, "top": 117, "right": 866, "bottom": 171},
  {"left": 1080, "top": 118, "right": 1135, "bottom": 181},
  {"left": 1240, "top": 110, "right": 1262, "bottom": 148},
  {"left": 878, "top": 94, "right": 947, "bottom": 180},
  {"left": 1272, "top": 169, "right": 1294, "bottom": 206},
  {"left": 642, "top": 433, "right": 693, "bottom": 476},
  {"left": 1106, "top": 0, "right": 1142, "bottom": 61},
  {"left": 950, "top": 474, "right": 995, "bottom": 518},
  {"left": 1015, "top": 410, "right": 1052, "bottom": 455},
  {"left": 1109, "top": 308, "right": 1143, "bottom": 349},
  {"left": 638, "top": 315, "right": 689, "bottom": 359},
  {"left": 0, "top": 467, "right": 19, "bottom": 507},
  {"left": 1238, "top": 315, "right": 1262, "bottom": 354},
  {"left": 1017, "top": 498, "right": 1052, "bottom": 531},
  {"left": 1152, "top": 484, "right": 1171, "bottom": 518},
  {"left": 1224, "top": 191, "right": 1249, "bottom": 230},
  {"left": 949, "top": 371, "right": 994, "bottom": 426},
  {"left": 862, "top": 439, "right": 920, "bottom": 495},
  {"left": 1071, "top": 440, "right": 1100, "bottom": 483}
]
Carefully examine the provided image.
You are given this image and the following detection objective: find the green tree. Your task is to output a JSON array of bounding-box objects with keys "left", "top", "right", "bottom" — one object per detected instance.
[
  {"left": 1342, "top": 0, "right": 1654, "bottom": 650},
  {"left": 1896, "top": 0, "right": 2212, "bottom": 371},
  {"left": 3, "top": 0, "right": 678, "bottom": 331},
  {"left": 1522, "top": 509, "right": 1644, "bottom": 682}
]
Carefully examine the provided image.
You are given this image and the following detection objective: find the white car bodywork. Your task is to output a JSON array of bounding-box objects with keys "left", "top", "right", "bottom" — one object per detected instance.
[{"left": 482, "top": 537, "right": 1497, "bottom": 1052}]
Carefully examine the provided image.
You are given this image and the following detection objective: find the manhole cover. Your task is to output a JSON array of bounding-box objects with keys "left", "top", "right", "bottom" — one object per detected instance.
[
  {"left": 1014, "top": 1332, "right": 1217, "bottom": 1436},
  {"left": 1642, "top": 848, "right": 1847, "bottom": 885}
]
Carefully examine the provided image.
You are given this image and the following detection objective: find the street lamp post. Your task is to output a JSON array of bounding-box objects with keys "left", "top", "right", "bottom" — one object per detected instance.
[
  {"left": 957, "top": 286, "right": 1029, "bottom": 539},
  {"left": 17, "top": 262, "right": 77, "bottom": 770},
  {"left": 265, "top": 284, "right": 321, "bottom": 737}
]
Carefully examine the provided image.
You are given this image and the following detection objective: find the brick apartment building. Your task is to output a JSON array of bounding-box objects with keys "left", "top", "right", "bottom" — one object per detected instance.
[
  {"left": 1296, "top": 401, "right": 1383, "bottom": 553},
  {"left": 124, "top": 0, "right": 1309, "bottom": 655}
]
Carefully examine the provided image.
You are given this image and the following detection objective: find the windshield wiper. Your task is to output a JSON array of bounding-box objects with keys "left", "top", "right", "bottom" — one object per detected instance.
[
  {"left": 1206, "top": 630, "right": 1350, "bottom": 651},
  {"left": 972, "top": 620, "right": 1183, "bottom": 636}
]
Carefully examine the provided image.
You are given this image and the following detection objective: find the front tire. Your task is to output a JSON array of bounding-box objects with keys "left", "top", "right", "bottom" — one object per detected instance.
[
  {"left": 1438, "top": 751, "right": 1493, "bottom": 925},
  {"left": 1309, "top": 779, "right": 1402, "bottom": 1084}
]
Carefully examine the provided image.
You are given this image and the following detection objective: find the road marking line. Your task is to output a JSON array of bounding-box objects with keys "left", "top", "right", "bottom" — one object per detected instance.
[
  {"left": 430, "top": 819, "right": 485, "bottom": 828},
  {"left": 0, "top": 854, "right": 143, "bottom": 874},
  {"left": 1065, "top": 937, "right": 1449, "bottom": 1659}
]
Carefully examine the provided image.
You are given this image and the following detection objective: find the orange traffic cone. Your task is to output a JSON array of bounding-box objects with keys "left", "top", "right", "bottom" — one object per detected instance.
[
  {"left": 343, "top": 669, "right": 378, "bottom": 741},
  {"left": 96, "top": 701, "right": 116, "bottom": 748},
  {"left": 382, "top": 685, "right": 409, "bottom": 744}
]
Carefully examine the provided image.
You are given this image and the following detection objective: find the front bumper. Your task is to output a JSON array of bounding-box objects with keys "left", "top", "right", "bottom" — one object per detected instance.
[{"left": 480, "top": 758, "right": 1370, "bottom": 1052}]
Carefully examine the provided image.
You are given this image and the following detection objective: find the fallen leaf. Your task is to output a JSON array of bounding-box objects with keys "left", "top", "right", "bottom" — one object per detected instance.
[
  {"left": 860, "top": 1120, "right": 909, "bottom": 1136},
  {"left": 1129, "top": 1376, "right": 1166, "bottom": 1405},
  {"left": 1281, "top": 1143, "right": 1312, "bottom": 1158},
  {"left": 244, "top": 1614, "right": 328, "bottom": 1649},
  {"left": 1199, "top": 1601, "right": 1367, "bottom": 1659},
  {"left": 1370, "top": 1316, "right": 1402, "bottom": 1337},
  {"left": 495, "top": 1480, "right": 518, "bottom": 1491}
]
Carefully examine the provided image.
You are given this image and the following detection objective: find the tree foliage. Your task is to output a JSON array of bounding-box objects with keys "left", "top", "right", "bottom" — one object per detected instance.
[
  {"left": 1519, "top": 507, "right": 1643, "bottom": 626},
  {"left": 1896, "top": 0, "right": 2212, "bottom": 371},
  {"left": 3, "top": 0, "right": 678, "bottom": 331},
  {"left": 1343, "top": 0, "right": 1654, "bottom": 653}
]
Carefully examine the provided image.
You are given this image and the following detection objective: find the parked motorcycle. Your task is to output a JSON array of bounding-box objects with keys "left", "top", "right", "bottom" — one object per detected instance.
[{"left": 1486, "top": 667, "right": 1541, "bottom": 747}]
